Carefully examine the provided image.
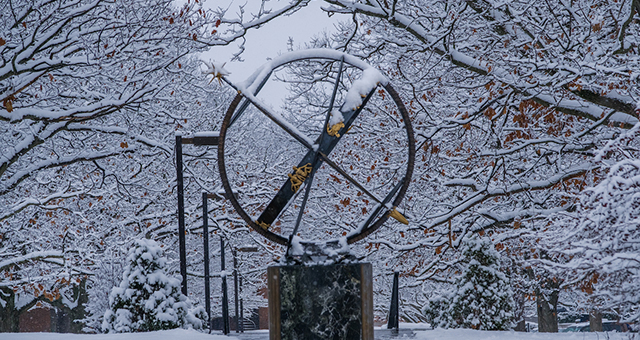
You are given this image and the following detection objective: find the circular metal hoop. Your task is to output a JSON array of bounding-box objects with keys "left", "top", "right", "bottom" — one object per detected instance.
[{"left": 218, "top": 54, "right": 415, "bottom": 245}]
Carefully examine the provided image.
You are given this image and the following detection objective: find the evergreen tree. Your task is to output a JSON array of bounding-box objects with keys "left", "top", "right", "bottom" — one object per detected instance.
[
  {"left": 102, "top": 239, "right": 205, "bottom": 333},
  {"left": 424, "top": 237, "right": 515, "bottom": 330}
]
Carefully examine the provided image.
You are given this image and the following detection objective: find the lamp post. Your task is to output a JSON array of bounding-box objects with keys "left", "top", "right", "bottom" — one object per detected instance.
[
  {"left": 175, "top": 132, "right": 219, "bottom": 296},
  {"left": 387, "top": 271, "right": 400, "bottom": 330},
  {"left": 221, "top": 236, "right": 230, "bottom": 335},
  {"left": 234, "top": 246, "right": 258, "bottom": 332},
  {"left": 202, "top": 192, "right": 212, "bottom": 332},
  {"left": 175, "top": 134, "right": 187, "bottom": 295},
  {"left": 239, "top": 275, "right": 244, "bottom": 333},
  {"left": 233, "top": 249, "right": 238, "bottom": 333}
]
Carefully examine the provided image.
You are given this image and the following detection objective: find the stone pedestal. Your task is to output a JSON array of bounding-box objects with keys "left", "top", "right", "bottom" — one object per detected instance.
[{"left": 268, "top": 263, "right": 373, "bottom": 340}]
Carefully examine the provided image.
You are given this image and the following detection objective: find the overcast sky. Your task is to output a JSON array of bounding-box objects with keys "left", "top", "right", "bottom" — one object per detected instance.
[{"left": 202, "top": 1, "right": 342, "bottom": 89}]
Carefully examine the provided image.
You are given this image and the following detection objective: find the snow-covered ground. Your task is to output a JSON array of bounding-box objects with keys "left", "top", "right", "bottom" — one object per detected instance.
[
  {"left": 0, "top": 329, "right": 228, "bottom": 340},
  {"left": 414, "top": 329, "right": 637, "bottom": 340},
  {"left": 2, "top": 328, "right": 637, "bottom": 340}
]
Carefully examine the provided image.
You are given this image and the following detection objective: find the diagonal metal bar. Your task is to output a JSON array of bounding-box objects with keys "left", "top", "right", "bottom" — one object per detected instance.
[
  {"left": 222, "top": 77, "right": 314, "bottom": 150},
  {"left": 358, "top": 178, "right": 405, "bottom": 233},
  {"left": 318, "top": 57, "right": 345, "bottom": 148},
  {"left": 255, "top": 87, "right": 377, "bottom": 227},
  {"left": 228, "top": 71, "right": 272, "bottom": 129},
  {"left": 327, "top": 57, "right": 345, "bottom": 115},
  {"left": 292, "top": 168, "right": 315, "bottom": 234},
  {"left": 286, "top": 162, "right": 317, "bottom": 256},
  {"left": 288, "top": 59, "right": 345, "bottom": 244},
  {"left": 317, "top": 151, "right": 382, "bottom": 205}
]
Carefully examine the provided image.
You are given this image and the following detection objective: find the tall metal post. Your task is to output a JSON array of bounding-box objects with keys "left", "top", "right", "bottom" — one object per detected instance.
[
  {"left": 239, "top": 276, "right": 244, "bottom": 333},
  {"left": 234, "top": 246, "right": 257, "bottom": 332},
  {"left": 176, "top": 135, "right": 187, "bottom": 295},
  {"left": 387, "top": 271, "right": 400, "bottom": 330},
  {"left": 233, "top": 249, "right": 239, "bottom": 333},
  {"left": 221, "top": 236, "right": 230, "bottom": 335},
  {"left": 240, "top": 297, "right": 244, "bottom": 333},
  {"left": 202, "top": 192, "right": 211, "bottom": 332}
]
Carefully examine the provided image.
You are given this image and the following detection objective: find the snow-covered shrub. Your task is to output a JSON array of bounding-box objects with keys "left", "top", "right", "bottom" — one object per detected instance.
[
  {"left": 102, "top": 239, "right": 205, "bottom": 333},
  {"left": 424, "top": 236, "right": 515, "bottom": 330}
]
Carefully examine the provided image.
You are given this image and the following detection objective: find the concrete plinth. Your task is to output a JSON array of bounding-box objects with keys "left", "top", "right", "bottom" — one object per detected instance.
[{"left": 268, "top": 263, "right": 373, "bottom": 340}]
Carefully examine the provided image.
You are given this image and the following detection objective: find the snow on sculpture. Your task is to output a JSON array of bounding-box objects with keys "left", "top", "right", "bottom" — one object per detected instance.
[
  {"left": 208, "top": 49, "right": 415, "bottom": 262},
  {"left": 202, "top": 61, "right": 231, "bottom": 85}
]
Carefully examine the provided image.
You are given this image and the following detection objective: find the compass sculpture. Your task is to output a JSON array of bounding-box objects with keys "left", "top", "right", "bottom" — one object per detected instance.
[
  {"left": 207, "top": 49, "right": 414, "bottom": 340},
  {"left": 208, "top": 49, "right": 415, "bottom": 259}
]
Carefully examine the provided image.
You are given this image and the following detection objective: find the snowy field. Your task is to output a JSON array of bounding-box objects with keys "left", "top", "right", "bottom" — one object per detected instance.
[
  {"left": 2, "top": 328, "right": 638, "bottom": 340},
  {"left": 0, "top": 329, "right": 227, "bottom": 340},
  {"left": 414, "top": 329, "right": 637, "bottom": 340}
]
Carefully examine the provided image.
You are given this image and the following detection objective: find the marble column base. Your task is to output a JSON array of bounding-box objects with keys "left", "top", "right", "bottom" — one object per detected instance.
[{"left": 268, "top": 263, "right": 373, "bottom": 340}]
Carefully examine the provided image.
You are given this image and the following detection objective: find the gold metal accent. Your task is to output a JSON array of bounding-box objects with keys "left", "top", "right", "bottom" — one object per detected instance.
[
  {"left": 327, "top": 122, "right": 345, "bottom": 137},
  {"left": 388, "top": 208, "right": 408, "bottom": 225},
  {"left": 288, "top": 163, "right": 313, "bottom": 193},
  {"left": 208, "top": 72, "right": 226, "bottom": 86},
  {"left": 206, "top": 62, "right": 228, "bottom": 86},
  {"left": 256, "top": 221, "right": 271, "bottom": 230}
]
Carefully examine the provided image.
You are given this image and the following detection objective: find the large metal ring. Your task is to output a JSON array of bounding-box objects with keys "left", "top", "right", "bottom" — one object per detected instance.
[{"left": 217, "top": 51, "right": 415, "bottom": 245}]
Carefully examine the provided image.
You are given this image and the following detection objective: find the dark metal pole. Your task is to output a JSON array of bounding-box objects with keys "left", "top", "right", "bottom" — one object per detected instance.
[
  {"left": 233, "top": 249, "right": 239, "bottom": 333},
  {"left": 221, "top": 236, "right": 230, "bottom": 335},
  {"left": 240, "top": 297, "right": 244, "bottom": 333},
  {"left": 239, "top": 276, "right": 244, "bottom": 333},
  {"left": 387, "top": 271, "right": 400, "bottom": 330},
  {"left": 176, "top": 135, "right": 187, "bottom": 296},
  {"left": 202, "top": 192, "right": 211, "bottom": 332}
]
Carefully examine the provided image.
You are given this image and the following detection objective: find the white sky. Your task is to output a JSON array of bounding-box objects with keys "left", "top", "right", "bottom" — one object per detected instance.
[{"left": 203, "top": 1, "right": 341, "bottom": 83}]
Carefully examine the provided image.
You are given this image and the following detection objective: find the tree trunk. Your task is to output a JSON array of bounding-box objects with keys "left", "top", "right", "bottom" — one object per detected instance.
[
  {"left": 536, "top": 282, "right": 559, "bottom": 332},
  {"left": 50, "top": 279, "right": 88, "bottom": 333},
  {"left": 589, "top": 310, "right": 602, "bottom": 332},
  {"left": 0, "top": 287, "right": 19, "bottom": 332},
  {"left": 0, "top": 280, "right": 88, "bottom": 333}
]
